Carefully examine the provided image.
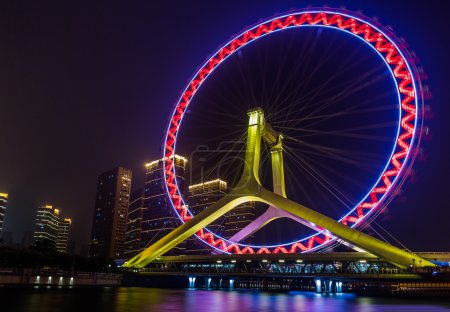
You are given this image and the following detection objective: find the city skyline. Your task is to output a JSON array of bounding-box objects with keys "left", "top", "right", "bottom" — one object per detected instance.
[{"left": 0, "top": 152, "right": 258, "bottom": 255}]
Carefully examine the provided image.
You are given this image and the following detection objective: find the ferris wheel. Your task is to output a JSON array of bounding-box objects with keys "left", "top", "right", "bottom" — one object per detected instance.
[{"left": 161, "top": 8, "right": 424, "bottom": 257}]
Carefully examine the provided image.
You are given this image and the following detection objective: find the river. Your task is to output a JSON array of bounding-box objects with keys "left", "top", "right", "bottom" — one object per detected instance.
[{"left": 1, "top": 287, "right": 449, "bottom": 312}]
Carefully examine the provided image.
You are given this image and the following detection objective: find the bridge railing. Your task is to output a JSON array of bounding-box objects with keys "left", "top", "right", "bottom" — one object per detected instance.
[{"left": 123, "top": 259, "right": 419, "bottom": 276}]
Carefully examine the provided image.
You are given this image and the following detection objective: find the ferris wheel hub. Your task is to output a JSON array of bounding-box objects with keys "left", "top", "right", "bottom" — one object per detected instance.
[{"left": 248, "top": 107, "right": 282, "bottom": 146}]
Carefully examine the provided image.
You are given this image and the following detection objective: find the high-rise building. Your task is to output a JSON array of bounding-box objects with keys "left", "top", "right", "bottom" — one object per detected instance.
[
  {"left": 124, "top": 189, "right": 145, "bottom": 258},
  {"left": 56, "top": 218, "right": 72, "bottom": 253},
  {"left": 185, "top": 179, "right": 256, "bottom": 254},
  {"left": 223, "top": 201, "right": 256, "bottom": 238},
  {"left": 0, "top": 193, "right": 8, "bottom": 236},
  {"left": 139, "top": 155, "right": 187, "bottom": 256},
  {"left": 33, "top": 205, "right": 61, "bottom": 251},
  {"left": 33, "top": 205, "right": 72, "bottom": 253},
  {"left": 186, "top": 179, "right": 228, "bottom": 254},
  {"left": 89, "top": 167, "right": 132, "bottom": 259}
]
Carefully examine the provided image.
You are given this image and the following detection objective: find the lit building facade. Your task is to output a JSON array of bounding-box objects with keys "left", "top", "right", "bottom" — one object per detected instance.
[
  {"left": 186, "top": 179, "right": 256, "bottom": 254},
  {"left": 89, "top": 167, "right": 132, "bottom": 259},
  {"left": 33, "top": 205, "right": 62, "bottom": 251},
  {"left": 0, "top": 193, "right": 7, "bottom": 236},
  {"left": 223, "top": 201, "right": 256, "bottom": 238},
  {"left": 56, "top": 218, "right": 72, "bottom": 253},
  {"left": 124, "top": 189, "right": 145, "bottom": 258},
  {"left": 139, "top": 155, "right": 187, "bottom": 256},
  {"left": 186, "top": 180, "right": 227, "bottom": 254}
]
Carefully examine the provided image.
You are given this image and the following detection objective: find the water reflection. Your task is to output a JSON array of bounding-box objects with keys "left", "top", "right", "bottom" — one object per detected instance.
[{"left": 1, "top": 288, "right": 449, "bottom": 312}]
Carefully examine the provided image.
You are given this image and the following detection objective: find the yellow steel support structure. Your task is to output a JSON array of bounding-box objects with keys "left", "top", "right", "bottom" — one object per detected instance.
[{"left": 124, "top": 108, "right": 435, "bottom": 269}]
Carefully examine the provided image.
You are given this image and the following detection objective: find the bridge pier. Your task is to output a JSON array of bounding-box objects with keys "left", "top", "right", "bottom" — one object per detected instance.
[
  {"left": 188, "top": 276, "right": 196, "bottom": 288},
  {"left": 315, "top": 279, "right": 342, "bottom": 293},
  {"left": 325, "top": 280, "right": 332, "bottom": 293},
  {"left": 315, "top": 279, "right": 321, "bottom": 292},
  {"left": 336, "top": 281, "right": 343, "bottom": 293}
]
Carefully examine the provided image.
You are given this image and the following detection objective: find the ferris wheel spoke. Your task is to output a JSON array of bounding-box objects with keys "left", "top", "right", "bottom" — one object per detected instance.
[
  {"left": 288, "top": 144, "right": 387, "bottom": 165},
  {"left": 267, "top": 95, "right": 396, "bottom": 131},
  {"left": 267, "top": 45, "right": 381, "bottom": 123},
  {"left": 282, "top": 119, "right": 397, "bottom": 134},
  {"left": 292, "top": 72, "right": 389, "bottom": 128},
  {"left": 284, "top": 146, "right": 371, "bottom": 196},
  {"left": 278, "top": 125, "right": 396, "bottom": 143},
  {"left": 284, "top": 148, "right": 353, "bottom": 202},
  {"left": 284, "top": 149, "right": 354, "bottom": 209},
  {"left": 180, "top": 130, "right": 246, "bottom": 148},
  {"left": 285, "top": 146, "right": 382, "bottom": 172},
  {"left": 267, "top": 28, "right": 326, "bottom": 115},
  {"left": 273, "top": 31, "right": 361, "bottom": 114},
  {"left": 288, "top": 138, "right": 387, "bottom": 162},
  {"left": 285, "top": 162, "right": 345, "bottom": 214}
]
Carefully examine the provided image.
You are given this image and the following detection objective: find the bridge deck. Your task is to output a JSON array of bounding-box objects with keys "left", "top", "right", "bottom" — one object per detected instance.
[
  {"left": 121, "top": 252, "right": 450, "bottom": 280},
  {"left": 154, "top": 252, "right": 378, "bottom": 263},
  {"left": 151, "top": 252, "right": 450, "bottom": 264}
]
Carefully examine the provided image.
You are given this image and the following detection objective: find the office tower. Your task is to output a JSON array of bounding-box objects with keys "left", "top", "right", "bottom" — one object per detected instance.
[
  {"left": 185, "top": 179, "right": 227, "bottom": 254},
  {"left": 0, "top": 193, "right": 7, "bottom": 236},
  {"left": 89, "top": 167, "right": 132, "bottom": 258},
  {"left": 33, "top": 205, "right": 72, "bottom": 253},
  {"left": 186, "top": 179, "right": 256, "bottom": 254},
  {"left": 124, "top": 189, "right": 145, "bottom": 258},
  {"left": 33, "top": 205, "right": 61, "bottom": 251},
  {"left": 140, "top": 155, "right": 187, "bottom": 256},
  {"left": 188, "top": 179, "right": 228, "bottom": 233},
  {"left": 223, "top": 201, "right": 256, "bottom": 238},
  {"left": 56, "top": 218, "right": 72, "bottom": 253}
]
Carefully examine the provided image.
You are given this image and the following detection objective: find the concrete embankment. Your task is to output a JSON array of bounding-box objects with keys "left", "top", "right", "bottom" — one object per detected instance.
[{"left": 0, "top": 268, "right": 121, "bottom": 287}]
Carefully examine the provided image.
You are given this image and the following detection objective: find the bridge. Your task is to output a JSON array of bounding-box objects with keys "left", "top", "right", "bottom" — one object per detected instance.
[
  {"left": 123, "top": 108, "right": 436, "bottom": 270},
  {"left": 125, "top": 253, "right": 450, "bottom": 277},
  {"left": 122, "top": 253, "right": 450, "bottom": 294}
]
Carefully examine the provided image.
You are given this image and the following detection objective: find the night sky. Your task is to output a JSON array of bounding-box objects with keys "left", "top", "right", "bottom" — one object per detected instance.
[{"left": 1, "top": 0, "right": 449, "bottom": 253}]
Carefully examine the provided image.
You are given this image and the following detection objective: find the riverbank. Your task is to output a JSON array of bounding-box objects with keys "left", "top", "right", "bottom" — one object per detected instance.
[{"left": 0, "top": 268, "right": 121, "bottom": 287}]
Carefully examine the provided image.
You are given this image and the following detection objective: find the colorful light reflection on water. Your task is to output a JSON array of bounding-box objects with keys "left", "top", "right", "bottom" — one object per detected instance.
[{"left": 2, "top": 288, "right": 450, "bottom": 312}]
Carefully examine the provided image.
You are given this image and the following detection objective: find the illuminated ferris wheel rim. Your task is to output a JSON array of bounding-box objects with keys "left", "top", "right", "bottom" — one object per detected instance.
[{"left": 162, "top": 8, "right": 423, "bottom": 254}]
